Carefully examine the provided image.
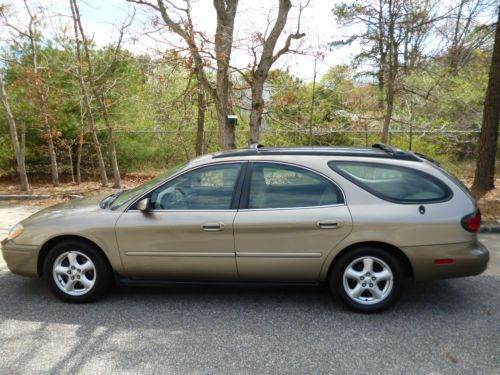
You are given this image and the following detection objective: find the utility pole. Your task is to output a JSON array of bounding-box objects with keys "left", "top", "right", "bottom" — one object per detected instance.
[{"left": 309, "top": 57, "right": 317, "bottom": 146}]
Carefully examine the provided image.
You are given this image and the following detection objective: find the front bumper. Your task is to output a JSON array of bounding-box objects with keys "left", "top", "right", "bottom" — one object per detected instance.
[
  {"left": 402, "top": 240, "right": 489, "bottom": 281},
  {"left": 1, "top": 239, "right": 39, "bottom": 277}
]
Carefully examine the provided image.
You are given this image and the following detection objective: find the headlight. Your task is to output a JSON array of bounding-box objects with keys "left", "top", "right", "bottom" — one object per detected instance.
[{"left": 7, "top": 224, "right": 24, "bottom": 241}]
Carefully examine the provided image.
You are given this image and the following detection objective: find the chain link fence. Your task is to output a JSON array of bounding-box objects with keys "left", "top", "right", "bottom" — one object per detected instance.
[{"left": 0, "top": 127, "right": 482, "bottom": 177}]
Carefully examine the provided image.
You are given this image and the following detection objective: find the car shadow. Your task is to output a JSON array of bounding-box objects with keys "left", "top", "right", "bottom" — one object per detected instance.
[{"left": 0, "top": 272, "right": 497, "bottom": 329}]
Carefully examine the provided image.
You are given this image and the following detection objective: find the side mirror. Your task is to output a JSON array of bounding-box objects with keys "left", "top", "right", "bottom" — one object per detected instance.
[{"left": 137, "top": 198, "right": 151, "bottom": 212}]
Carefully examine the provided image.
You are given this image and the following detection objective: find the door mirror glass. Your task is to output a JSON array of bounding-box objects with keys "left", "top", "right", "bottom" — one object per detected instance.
[{"left": 137, "top": 198, "right": 151, "bottom": 212}]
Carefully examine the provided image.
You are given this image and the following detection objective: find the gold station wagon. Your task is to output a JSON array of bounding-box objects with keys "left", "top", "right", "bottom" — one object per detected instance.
[{"left": 1, "top": 144, "right": 489, "bottom": 312}]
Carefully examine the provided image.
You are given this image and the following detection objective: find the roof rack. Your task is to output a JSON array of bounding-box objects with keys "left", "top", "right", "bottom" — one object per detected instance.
[
  {"left": 212, "top": 143, "right": 421, "bottom": 161},
  {"left": 249, "top": 143, "right": 264, "bottom": 150},
  {"left": 371, "top": 143, "right": 405, "bottom": 155}
]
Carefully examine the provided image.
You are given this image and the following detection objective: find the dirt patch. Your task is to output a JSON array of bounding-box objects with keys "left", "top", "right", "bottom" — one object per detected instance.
[
  {"left": 0, "top": 172, "right": 499, "bottom": 223},
  {"left": 0, "top": 173, "right": 158, "bottom": 209},
  {"left": 460, "top": 176, "right": 500, "bottom": 224}
]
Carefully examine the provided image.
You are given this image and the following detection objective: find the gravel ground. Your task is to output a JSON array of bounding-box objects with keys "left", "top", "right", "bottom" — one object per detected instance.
[{"left": 0, "top": 205, "right": 499, "bottom": 375}]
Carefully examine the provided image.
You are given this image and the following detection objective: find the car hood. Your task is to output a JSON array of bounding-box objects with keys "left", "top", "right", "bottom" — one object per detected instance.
[{"left": 21, "top": 193, "right": 111, "bottom": 226}]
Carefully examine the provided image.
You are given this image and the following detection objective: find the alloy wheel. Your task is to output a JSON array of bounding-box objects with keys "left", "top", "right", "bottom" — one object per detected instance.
[
  {"left": 342, "top": 256, "right": 394, "bottom": 305},
  {"left": 52, "top": 251, "right": 96, "bottom": 296}
]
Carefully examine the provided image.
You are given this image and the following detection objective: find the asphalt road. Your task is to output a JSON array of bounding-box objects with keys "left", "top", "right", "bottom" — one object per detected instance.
[{"left": 0, "top": 206, "right": 499, "bottom": 374}]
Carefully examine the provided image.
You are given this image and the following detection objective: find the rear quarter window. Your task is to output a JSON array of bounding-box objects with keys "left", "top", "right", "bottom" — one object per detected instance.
[{"left": 329, "top": 161, "right": 452, "bottom": 204}]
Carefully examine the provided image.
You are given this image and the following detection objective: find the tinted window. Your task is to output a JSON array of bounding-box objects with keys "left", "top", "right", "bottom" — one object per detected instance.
[
  {"left": 150, "top": 163, "right": 242, "bottom": 210},
  {"left": 330, "top": 161, "right": 452, "bottom": 203},
  {"left": 248, "top": 163, "right": 343, "bottom": 209}
]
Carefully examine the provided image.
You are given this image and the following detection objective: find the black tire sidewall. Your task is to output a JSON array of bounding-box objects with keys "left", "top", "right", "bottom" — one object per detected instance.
[
  {"left": 43, "top": 240, "right": 111, "bottom": 303},
  {"left": 330, "top": 247, "right": 405, "bottom": 313}
]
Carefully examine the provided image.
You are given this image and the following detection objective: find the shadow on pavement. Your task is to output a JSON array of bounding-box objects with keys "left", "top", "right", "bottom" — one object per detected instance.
[
  {"left": 0, "top": 271, "right": 497, "bottom": 328},
  {"left": 0, "top": 271, "right": 498, "bottom": 374}
]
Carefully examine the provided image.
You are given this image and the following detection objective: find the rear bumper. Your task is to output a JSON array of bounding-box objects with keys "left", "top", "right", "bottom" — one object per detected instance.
[
  {"left": 1, "top": 240, "right": 39, "bottom": 277},
  {"left": 402, "top": 240, "right": 489, "bottom": 281}
]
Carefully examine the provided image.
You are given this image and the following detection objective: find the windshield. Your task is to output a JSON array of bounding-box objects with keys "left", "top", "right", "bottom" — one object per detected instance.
[{"left": 109, "top": 163, "right": 186, "bottom": 209}]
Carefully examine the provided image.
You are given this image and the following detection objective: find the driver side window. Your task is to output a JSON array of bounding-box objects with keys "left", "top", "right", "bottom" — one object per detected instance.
[{"left": 150, "top": 163, "right": 242, "bottom": 210}]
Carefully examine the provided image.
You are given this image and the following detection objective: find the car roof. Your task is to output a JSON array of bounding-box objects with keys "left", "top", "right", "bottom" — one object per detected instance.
[{"left": 212, "top": 143, "right": 422, "bottom": 162}]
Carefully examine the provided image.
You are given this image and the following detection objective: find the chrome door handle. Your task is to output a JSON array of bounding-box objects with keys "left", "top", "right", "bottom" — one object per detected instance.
[
  {"left": 317, "top": 220, "right": 341, "bottom": 229},
  {"left": 202, "top": 223, "right": 224, "bottom": 232}
]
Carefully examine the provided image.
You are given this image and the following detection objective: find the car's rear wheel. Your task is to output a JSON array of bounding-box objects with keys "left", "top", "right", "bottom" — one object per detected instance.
[
  {"left": 330, "top": 247, "right": 405, "bottom": 313},
  {"left": 44, "top": 240, "right": 112, "bottom": 303}
]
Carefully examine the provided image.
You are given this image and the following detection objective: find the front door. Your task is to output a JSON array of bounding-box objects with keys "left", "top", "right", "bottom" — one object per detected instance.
[
  {"left": 234, "top": 162, "right": 352, "bottom": 281},
  {"left": 115, "top": 162, "right": 245, "bottom": 280}
]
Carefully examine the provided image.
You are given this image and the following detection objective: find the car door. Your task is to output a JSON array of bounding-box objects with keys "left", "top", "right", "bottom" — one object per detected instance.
[
  {"left": 233, "top": 162, "right": 352, "bottom": 281},
  {"left": 115, "top": 162, "right": 246, "bottom": 280}
]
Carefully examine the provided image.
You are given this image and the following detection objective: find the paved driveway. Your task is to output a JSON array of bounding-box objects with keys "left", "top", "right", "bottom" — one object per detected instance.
[{"left": 0, "top": 205, "right": 499, "bottom": 374}]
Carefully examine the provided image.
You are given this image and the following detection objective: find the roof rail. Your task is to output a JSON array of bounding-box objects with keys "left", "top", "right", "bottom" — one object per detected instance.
[
  {"left": 372, "top": 143, "right": 405, "bottom": 155},
  {"left": 249, "top": 143, "right": 264, "bottom": 150},
  {"left": 212, "top": 144, "right": 421, "bottom": 161}
]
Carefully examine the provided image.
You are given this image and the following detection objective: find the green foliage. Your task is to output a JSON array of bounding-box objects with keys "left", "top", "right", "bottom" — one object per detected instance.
[{"left": 0, "top": 18, "right": 494, "bottom": 177}]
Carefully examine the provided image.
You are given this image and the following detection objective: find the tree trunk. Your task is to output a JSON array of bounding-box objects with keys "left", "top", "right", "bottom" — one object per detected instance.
[
  {"left": 214, "top": 0, "right": 238, "bottom": 150},
  {"left": 76, "top": 134, "right": 83, "bottom": 185},
  {"left": 246, "top": 0, "right": 303, "bottom": 145},
  {"left": 97, "top": 95, "right": 121, "bottom": 188},
  {"left": 249, "top": 79, "right": 265, "bottom": 144},
  {"left": 449, "top": 0, "right": 465, "bottom": 75},
  {"left": 105, "top": 116, "right": 121, "bottom": 188},
  {"left": 309, "top": 59, "right": 317, "bottom": 146},
  {"left": 81, "top": 91, "right": 108, "bottom": 187},
  {"left": 68, "top": 146, "right": 75, "bottom": 184},
  {"left": 72, "top": 0, "right": 121, "bottom": 188},
  {"left": 216, "top": 103, "right": 235, "bottom": 150},
  {"left": 39, "top": 93, "right": 59, "bottom": 186},
  {"left": 0, "top": 77, "right": 29, "bottom": 191},
  {"left": 381, "top": 0, "right": 397, "bottom": 144},
  {"left": 70, "top": 0, "right": 108, "bottom": 187},
  {"left": 76, "top": 106, "right": 84, "bottom": 185},
  {"left": 381, "top": 75, "right": 395, "bottom": 143},
  {"left": 377, "top": 0, "right": 386, "bottom": 110},
  {"left": 20, "top": 120, "right": 26, "bottom": 158},
  {"left": 28, "top": 18, "right": 59, "bottom": 186},
  {"left": 195, "top": 85, "right": 206, "bottom": 156},
  {"left": 377, "top": 61, "right": 385, "bottom": 111},
  {"left": 472, "top": 8, "right": 500, "bottom": 192}
]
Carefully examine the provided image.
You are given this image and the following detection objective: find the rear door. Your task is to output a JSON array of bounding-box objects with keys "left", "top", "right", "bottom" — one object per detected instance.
[{"left": 233, "top": 162, "right": 352, "bottom": 281}]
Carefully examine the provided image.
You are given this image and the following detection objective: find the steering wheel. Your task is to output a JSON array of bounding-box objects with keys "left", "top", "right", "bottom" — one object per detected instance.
[{"left": 160, "top": 186, "right": 188, "bottom": 209}]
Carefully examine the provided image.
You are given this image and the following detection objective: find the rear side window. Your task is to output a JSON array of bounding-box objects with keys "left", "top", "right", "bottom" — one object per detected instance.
[
  {"left": 248, "top": 163, "right": 344, "bottom": 209},
  {"left": 329, "top": 161, "right": 452, "bottom": 204}
]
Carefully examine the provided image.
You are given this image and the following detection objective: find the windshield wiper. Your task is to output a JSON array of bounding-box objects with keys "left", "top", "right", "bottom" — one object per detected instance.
[
  {"left": 100, "top": 194, "right": 115, "bottom": 209},
  {"left": 100, "top": 190, "right": 128, "bottom": 209}
]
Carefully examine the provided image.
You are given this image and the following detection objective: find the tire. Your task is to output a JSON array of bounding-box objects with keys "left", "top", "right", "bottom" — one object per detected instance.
[
  {"left": 43, "top": 240, "right": 112, "bottom": 303},
  {"left": 329, "top": 247, "right": 406, "bottom": 313}
]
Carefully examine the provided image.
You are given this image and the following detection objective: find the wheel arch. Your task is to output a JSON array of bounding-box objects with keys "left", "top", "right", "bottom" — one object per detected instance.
[
  {"left": 326, "top": 241, "right": 414, "bottom": 282},
  {"left": 37, "top": 235, "right": 112, "bottom": 277}
]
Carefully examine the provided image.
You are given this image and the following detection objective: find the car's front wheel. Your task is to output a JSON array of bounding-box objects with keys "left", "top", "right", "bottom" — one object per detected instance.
[
  {"left": 44, "top": 240, "right": 112, "bottom": 302},
  {"left": 330, "top": 247, "right": 405, "bottom": 313}
]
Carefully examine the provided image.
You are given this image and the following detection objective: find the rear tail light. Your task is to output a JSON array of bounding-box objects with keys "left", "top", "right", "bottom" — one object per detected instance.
[{"left": 461, "top": 210, "right": 481, "bottom": 232}]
